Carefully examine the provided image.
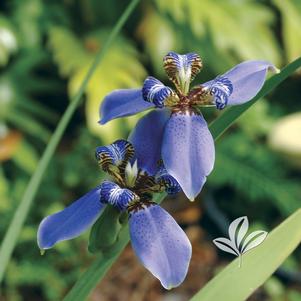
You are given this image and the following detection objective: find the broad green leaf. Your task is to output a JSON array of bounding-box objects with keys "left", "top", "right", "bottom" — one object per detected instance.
[
  {"left": 155, "top": 0, "right": 281, "bottom": 64},
  {"left": 190, "top": 209, "right": 301, "bottom": 301}
]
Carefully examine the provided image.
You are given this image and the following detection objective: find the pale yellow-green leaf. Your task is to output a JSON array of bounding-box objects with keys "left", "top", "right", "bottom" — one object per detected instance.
[
  {"left": 137, "top": 8, "right": 178, "bottom": 75},
  {"left": 273, "top": 0, "right": 301, "bottom": 63},
  {"left": 155, "top": 0, "right": 281, "bottom": 65},
  {"left": 190, "top": 209, "right": 301, "bottom": 301},
  {"left": 12, "top": 140, "right": 39, "bottom": 174},
  {"left": 49, "top": 27, "right": 146, "bottom": 141},
  {"left": 48, "top": 27, "right": 89, "bottom": 76}
]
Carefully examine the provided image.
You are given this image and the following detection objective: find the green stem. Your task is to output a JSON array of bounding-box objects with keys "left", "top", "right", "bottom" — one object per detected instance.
[
  {"left": 63, "top": 225, "right": 130, "bottom": 301},
  {"left": 62, "top": 57, "right": 301, "bottom": 301},
  {"left": 0, "top": 0, "right": 140, "bottom": 283}
]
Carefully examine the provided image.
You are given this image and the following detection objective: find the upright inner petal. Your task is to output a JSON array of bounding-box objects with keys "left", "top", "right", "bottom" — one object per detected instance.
[{"left": 163, "top": 52, "right": 202, "bottom": 94}]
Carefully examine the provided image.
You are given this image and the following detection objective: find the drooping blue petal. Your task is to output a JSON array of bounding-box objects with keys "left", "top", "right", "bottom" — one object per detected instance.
[
  {"left": 129, "top": 109, "right": 170, "bottom": 175},
  {"left": 129, "top": 203, "right": 192, "bottom": 289},
  {"left": 163, "top": 52, "right": 202, "bottom": 90},
  {"left": 99, "top": 89, "right": 154, "bottom": 124},
  {"left": 202, "top": 60, "right": 278, "bottom": 108},
  {"left": 95, "top": 139, "right": 134, "bottom": 170},
  {"left": 142, "top": 76, "right": 176, "bottom": 108},
  {"left": 38, "top": 187, "right": 103, "bottom": 250},
  {"left": 162, "top": 112, "right": 215, "bottom": 201},
  {"left": 100, "top": 181, "right": 138, "bottom": 211},
  {"left": 156, "top": 164, "right": 181, "bottom": 195}
]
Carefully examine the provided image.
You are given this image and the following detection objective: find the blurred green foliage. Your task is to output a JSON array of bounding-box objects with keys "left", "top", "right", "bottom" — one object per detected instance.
[{"left": 0, "top": 0, "right": 301, "bottom": 300}]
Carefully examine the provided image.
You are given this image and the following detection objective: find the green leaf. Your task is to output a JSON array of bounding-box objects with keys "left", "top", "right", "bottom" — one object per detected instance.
[
  {"left": 0, "top": 0, "right": 141, "bottom": 283},
  {"left": 88, "top": 205, "right": 122, "bottom": 253},
  {"left": 210, "top": 133, "right": 300, "bottom": 214},
  {"left": 189, "top": 209, "right": 301, "bottom": 301},
  {"left": 49, "top": 26, "right": 147, "bottom": 142},
  {"left": 12, "top": 140, "right": 39, "bottom": 174},
  {"left": 155, "top": 0, "right": 281, "bottom": 64},
  {"left": 137, "top": 7, "right": 178, "bottom": 75},
  {"left": 63, "top": 224, "right": 130, "bottom": 301}
]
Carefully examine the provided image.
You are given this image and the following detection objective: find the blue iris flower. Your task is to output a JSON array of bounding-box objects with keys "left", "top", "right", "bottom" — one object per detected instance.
[
  {"left": 99, "top": 52, "right": 278, "bottom": 201},
  {"left": 37, "top": 140, "right": 190, "bottom": 289}
]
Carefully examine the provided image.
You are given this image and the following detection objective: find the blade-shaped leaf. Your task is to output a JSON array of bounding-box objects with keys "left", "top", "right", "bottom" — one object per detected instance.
[
  {"left": 228, "top": 216, "right": 248, "bottom": 252},
  {"left": 213, "top": 237, "right": 239, "bottom": 256},
  {"left": 241, "top": 231, "right": 268, "bottom": 254}
]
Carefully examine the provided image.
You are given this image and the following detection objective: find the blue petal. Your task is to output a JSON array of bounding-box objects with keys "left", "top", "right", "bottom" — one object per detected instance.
[
  {"left": 95, "top": 140, "right": 134, "bottom": 169},
  {"left": 100, "top": 181, "right": 138, "bottom": 211},
  {"left": 142, "top": 76, "right": 175, "bottom": 108},
  {"left": 129, "top": 109, "right": 170, "bottom": 175},
  {"left": 162, "top": 112, "right": 215, "bottom": 200},
  {"left": 203, "top": 60, "right": 278, "bottom": 108},
  {"left": 164, "top": 52, "right": 202, "bottom": 83},
  {"left": 99, "top": 89, "right": 154, "bottom": 124},
  {"left": 129, "top": 203, "right": 192, "bottom": 289},
  {"left": 156, "top": 164, "right": 181, "bottom": 195},
  {"left": 38, "top": 187, "right": 103, "bottom": 250},
  {"left": 203, "top": 76, "right": 233, "bottom": 109}
]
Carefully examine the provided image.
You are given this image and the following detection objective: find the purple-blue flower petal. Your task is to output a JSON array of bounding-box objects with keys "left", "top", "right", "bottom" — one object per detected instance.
[
  {"left": 129, "top": 109, "right": 170, "bottom": 175},
  {"left": 203, "top": 60, "right": 277, "bottom": 107},
  {"left": 100, "top": 180, "right": 138, "bottom": 211},
  {"left": 142, "top": 76, "right": 175, "bottom": 108},
  {"left": 129, "top": 203, "right": 191, "bottom": 289},
  {"left": 162, "top": 112, "right": 215, "bottom": 200},
  {"left": 163, "top": 52, "right": 202, "bottom": 88},
  {"left": 203, "top": 76, "right": 233, "bottom": 109},
  {"left": 99, "top": 89, "right": 154, "bottom": 124},
  {"left": 95, "top": 139, "right": 134, "bottom": 169},
  {"left": 37, "top": 187, "right": 103, "bottom": 250},
  {"left": 156, "top": 164, "right": 181, "bottom": 195}
]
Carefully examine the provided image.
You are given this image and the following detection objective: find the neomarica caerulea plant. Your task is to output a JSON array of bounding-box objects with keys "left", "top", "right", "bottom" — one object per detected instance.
[
  {"left": 37, "top": 140, "right": 192, "bottom": 289},
  {"left": 99, "top": 52, "right": 278, "bottom": 201}
]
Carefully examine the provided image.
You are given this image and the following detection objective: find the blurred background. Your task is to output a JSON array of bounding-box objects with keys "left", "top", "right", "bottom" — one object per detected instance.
[{"left": 0, "top": 0, "right": 301, "bottom": 300}]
